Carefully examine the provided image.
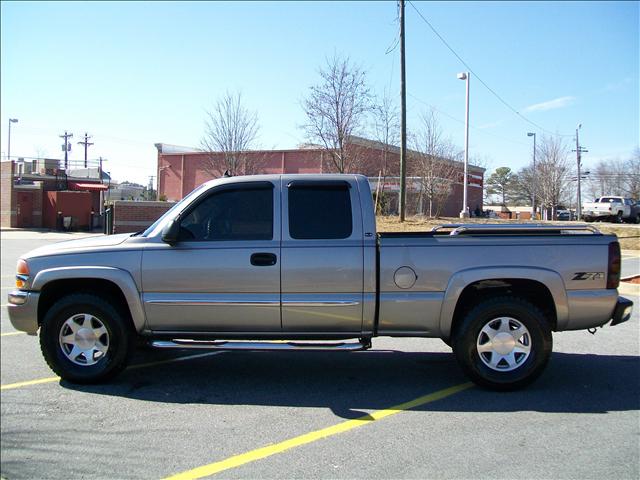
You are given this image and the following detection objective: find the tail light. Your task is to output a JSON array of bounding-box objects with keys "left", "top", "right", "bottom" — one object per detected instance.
[{"left": 607, "top": 242, "right": 621, "bottom": 289}]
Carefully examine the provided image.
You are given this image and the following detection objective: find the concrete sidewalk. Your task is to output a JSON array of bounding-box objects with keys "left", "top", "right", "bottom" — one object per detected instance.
[{"left": 0, "top": 228, "right": 101, "bottom": 240}]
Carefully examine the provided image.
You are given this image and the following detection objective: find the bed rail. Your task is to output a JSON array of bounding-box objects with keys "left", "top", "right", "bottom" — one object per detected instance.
[{"left": 430, "top": 223, "right": 602, "bottom": 236}]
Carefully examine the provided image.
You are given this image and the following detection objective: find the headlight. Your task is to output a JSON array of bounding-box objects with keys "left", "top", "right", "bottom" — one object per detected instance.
[{"left": 16, "top": 259, "right": 29, "bottom": 289}]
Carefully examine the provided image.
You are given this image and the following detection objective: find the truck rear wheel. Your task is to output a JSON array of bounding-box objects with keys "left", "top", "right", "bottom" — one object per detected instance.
[
  {"left": 40, "top": 293, "right": 133, "bottom": 384},
  {"left": 452, "top": 296, "right": 552, "bottom": 390}
]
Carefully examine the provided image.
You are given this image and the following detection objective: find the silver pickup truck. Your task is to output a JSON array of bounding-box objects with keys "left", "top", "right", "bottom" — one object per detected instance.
[{"left": 8, "top": 174, "right": 634, "bottom": 390}]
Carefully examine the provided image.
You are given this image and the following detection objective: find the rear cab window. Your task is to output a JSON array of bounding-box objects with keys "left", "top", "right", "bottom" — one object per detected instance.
[{"left": 282, "top": 178, "right": 362, "bottom": 242}]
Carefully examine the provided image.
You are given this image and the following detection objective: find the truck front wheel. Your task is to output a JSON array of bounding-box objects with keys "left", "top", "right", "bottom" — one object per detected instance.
[
  {"left": 452, "top": 296, "right": 552, "bottom": 390},
  {"left": 40, "top": 293, "right": 133, "bottom": 383}
]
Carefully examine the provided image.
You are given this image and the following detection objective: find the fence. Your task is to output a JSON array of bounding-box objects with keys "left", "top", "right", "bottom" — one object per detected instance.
[{"left": 108, "top": 200, "right": 174, "bottom": 234}]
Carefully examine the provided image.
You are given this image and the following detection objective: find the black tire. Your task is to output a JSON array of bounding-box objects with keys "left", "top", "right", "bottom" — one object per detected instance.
[
  {"left": 615, "top": 211, "right": 623, "bottom": 223},
  {"left": 584, "top": 216, "right": 593, "bottom": 223},
  {"left": 39, "top": 293, "right": 134, "bottom": 384},
  {"left": 452, "top": 296, "right": 552, "bottom": 391}
]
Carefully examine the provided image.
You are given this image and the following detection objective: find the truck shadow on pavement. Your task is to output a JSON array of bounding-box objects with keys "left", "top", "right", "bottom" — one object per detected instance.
[{"left": 62, "top": 350, "right": 640, "bottom": 419}]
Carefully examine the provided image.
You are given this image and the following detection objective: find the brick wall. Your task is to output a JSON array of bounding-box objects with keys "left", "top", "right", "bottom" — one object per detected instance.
[
  {"left": 112, "top": 201, "right": 175, "bottom": 233},
  {"left": 14, "top": 185, "right": 44, "bottom": 228},
  {"left": 1, "top": 161, "right": 16, "bottom": 228},
  {"left": 44, "top": 191, "right": 93, "bottom": 229}
]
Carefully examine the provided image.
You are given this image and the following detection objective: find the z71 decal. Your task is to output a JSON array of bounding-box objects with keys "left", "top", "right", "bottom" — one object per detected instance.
[{"left": 572, "top": 272, "right": 605, "bottom": 281}]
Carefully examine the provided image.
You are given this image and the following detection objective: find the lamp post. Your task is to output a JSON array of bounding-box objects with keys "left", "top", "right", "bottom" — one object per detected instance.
[
  {"left": 457, "top": 72, "right": 470, "bottom": 218},
  {"left": 574, "top": 124, "right": 588, "bottom": 221},
  {"left": 7, "top": 118, "right": 18, "bottom": 161},
  {"left": 527, "top": 132, "right": 536, "bottom": 219}
]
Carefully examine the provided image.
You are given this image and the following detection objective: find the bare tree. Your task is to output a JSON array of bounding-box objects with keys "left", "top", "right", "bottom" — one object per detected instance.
[
  {"left": 301, "top": 54, "right": 373, "bottom": 173},
  {"left": 586, "top": 150, "right": 640, "bottom": 200},
  {"left": 372, "top": 90, "right": 400, "bottom": 213},
  {"left": 412, "top": 109, "right": 460, "bottom": 217},
  {"left": 536, "top": 135, "right": 570, "bottom": 219},
  {"left": 201, "top": 92, "right": 260, "bottom": 176},
  {"left": 34, "top": 146, "right": 48, "bottom": 159},
  {"left": 624, "top": 148, "right": 640, "bottom": 199}
]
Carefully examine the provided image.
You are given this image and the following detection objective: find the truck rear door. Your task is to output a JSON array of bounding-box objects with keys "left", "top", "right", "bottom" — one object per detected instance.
[{"left": 280, "top": 176, "right": 364, "bottom": 334}]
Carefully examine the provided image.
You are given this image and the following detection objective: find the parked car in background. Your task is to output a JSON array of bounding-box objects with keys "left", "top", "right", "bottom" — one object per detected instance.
[
  {"left": 556, "top": 207, "right": 574, "bottom": 221},
  {"left": 583, "top": 196, "right": 640, "bottom": 223}
]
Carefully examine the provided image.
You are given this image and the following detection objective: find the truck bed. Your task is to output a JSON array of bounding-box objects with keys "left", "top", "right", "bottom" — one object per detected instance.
[{"left": 376, "top": 223, "right": 617, "bottom": 337}]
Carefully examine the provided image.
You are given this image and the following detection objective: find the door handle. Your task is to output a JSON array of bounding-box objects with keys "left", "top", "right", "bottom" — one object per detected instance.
[{"left": 251, "top": 253, "right": 277, "bottom": 266}]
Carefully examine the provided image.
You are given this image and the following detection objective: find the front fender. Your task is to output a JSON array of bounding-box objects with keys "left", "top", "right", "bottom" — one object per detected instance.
[
  {"left": 438, "top": 266, "right": 569, "bottom": 338},
  {"left": 32, "top": 266, "right": 146, "bottom": 332}
]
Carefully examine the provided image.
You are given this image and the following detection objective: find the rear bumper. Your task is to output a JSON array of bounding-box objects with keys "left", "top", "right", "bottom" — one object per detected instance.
[
  {"left": 610, "top": 297, "right": 633, "bottom": 326},
  {"left": 564, "top": 290, "right": 634, "bottom": 330},
  {"left": 7, "top": 290, "right": 40, "bottom": 335},
  {"left": 583, "top": 210, "right": 611, "bottom": 218}
]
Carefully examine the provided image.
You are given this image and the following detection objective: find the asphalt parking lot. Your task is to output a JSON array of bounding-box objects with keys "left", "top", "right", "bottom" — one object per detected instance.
[{"left": 1, "top": 232, "right": 639, "bottom": 479}]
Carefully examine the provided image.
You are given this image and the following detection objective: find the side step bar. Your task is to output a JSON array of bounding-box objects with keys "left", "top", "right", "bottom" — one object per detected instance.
[{"left": 150, "top": 339, "right": 372, "bottom": 351}]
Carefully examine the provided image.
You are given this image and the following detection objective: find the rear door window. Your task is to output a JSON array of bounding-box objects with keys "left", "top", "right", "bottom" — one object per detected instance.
[{"left": 288, "top": 183, "right": 352, "bottom": 239}]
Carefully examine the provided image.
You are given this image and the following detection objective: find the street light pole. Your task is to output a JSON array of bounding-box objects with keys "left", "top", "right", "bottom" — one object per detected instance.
[
  {"left": 7, "top": 118, "right": 18, "bottom": 161},
  {"left": 458, "top": 72, "right": 470, "bottom": 218},
  {"left": 575, "top": 124, "right": 585, "bottom": 221},
  {"left": 527, "top": 132, "right": 536, "bottom": 219}
]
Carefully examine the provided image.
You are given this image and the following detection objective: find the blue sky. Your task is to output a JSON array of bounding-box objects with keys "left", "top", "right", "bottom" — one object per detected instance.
[{"left": 1, "top": 1, "right": 638, "bottom": 185}]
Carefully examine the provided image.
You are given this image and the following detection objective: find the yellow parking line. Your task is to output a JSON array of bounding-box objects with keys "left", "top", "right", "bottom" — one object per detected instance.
[
  {"left": 164, "top": 382, "right": 473, "bottom": 480},
  {"left": 0, "top": 331, "right": 25, "bottom": 337},
  {"left": 0, "top": 376, "right": 60, "bottom": 390},
  {"left": 0, "top": 351, "right": 223, "bottom": 391}
]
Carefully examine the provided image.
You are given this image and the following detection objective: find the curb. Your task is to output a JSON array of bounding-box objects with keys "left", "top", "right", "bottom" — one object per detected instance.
[{"left": 619, "top": 282, "right": 640, "bottom": 296}]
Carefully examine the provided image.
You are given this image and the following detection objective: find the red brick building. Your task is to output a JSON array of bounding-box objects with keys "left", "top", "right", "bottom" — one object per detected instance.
[
  {"left": 1, "top": 159, "right": 107, "bottom": 229},
  {"left": 156, "top": 137, "right": 484, "bottom": 217}
]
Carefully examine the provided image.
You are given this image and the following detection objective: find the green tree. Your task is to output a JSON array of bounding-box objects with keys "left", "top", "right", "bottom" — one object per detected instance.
[{"left": 486, "top": 167, "right": 514, "bottom": 205}]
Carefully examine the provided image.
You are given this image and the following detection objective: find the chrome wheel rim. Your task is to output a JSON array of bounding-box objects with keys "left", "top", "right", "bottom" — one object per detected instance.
[
  {"left": 477, "top": 317, "right": 531, "bottom": 372},
  {"left": 58, "top": 314, "right": 109, "bottom": 366}
]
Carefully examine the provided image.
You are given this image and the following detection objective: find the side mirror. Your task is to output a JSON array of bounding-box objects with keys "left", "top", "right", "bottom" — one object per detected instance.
[{"left": 161, "top": 218, "right": 180, "bottom": 245}]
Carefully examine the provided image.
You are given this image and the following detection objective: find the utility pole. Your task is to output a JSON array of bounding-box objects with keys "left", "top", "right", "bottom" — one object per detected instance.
[
  {"left": 527, "top": 132, "right": 536, "bottom": 218},
  {"left": 399, "top": 0, "right": 407, "bottom": 222},
  {"left": 77, "top": 132, "right": 94, "bottom": 168},
  {"left": 572, "top": 124, "right": 588, "bottom": 220},
  {"left": 59, "top": 131, "right": 73, "bottom": 170}
]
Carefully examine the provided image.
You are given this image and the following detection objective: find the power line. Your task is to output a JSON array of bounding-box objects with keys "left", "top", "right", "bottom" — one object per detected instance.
[
  {"left": 407, "top": 1, "right": 572, "bottom": 138},
  {"left": 408, "top": 92, "right": 529, "bottom": 147}
]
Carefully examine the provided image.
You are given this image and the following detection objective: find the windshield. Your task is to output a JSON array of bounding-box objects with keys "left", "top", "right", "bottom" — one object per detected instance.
[{"left": 142, "top": 182, "right": 212, "bottom": 237}]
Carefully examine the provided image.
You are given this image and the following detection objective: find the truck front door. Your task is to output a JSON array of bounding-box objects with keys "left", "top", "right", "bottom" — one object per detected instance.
[{"left": 142, "top": 181, "right": 281, "bottom": 332}]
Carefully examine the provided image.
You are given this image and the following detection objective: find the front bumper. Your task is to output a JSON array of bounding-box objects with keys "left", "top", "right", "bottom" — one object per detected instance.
[
  {"left": 610, "top": 297, "right": 633, "bottom": 326},
  {"left": 7, "top": 290, "right": 40, "bottom": 335}
]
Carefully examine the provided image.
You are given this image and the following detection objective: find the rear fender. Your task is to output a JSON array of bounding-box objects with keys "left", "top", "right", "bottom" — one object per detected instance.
[{"left": 438, "top": 266, "right": 569, "bottom": 337}]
